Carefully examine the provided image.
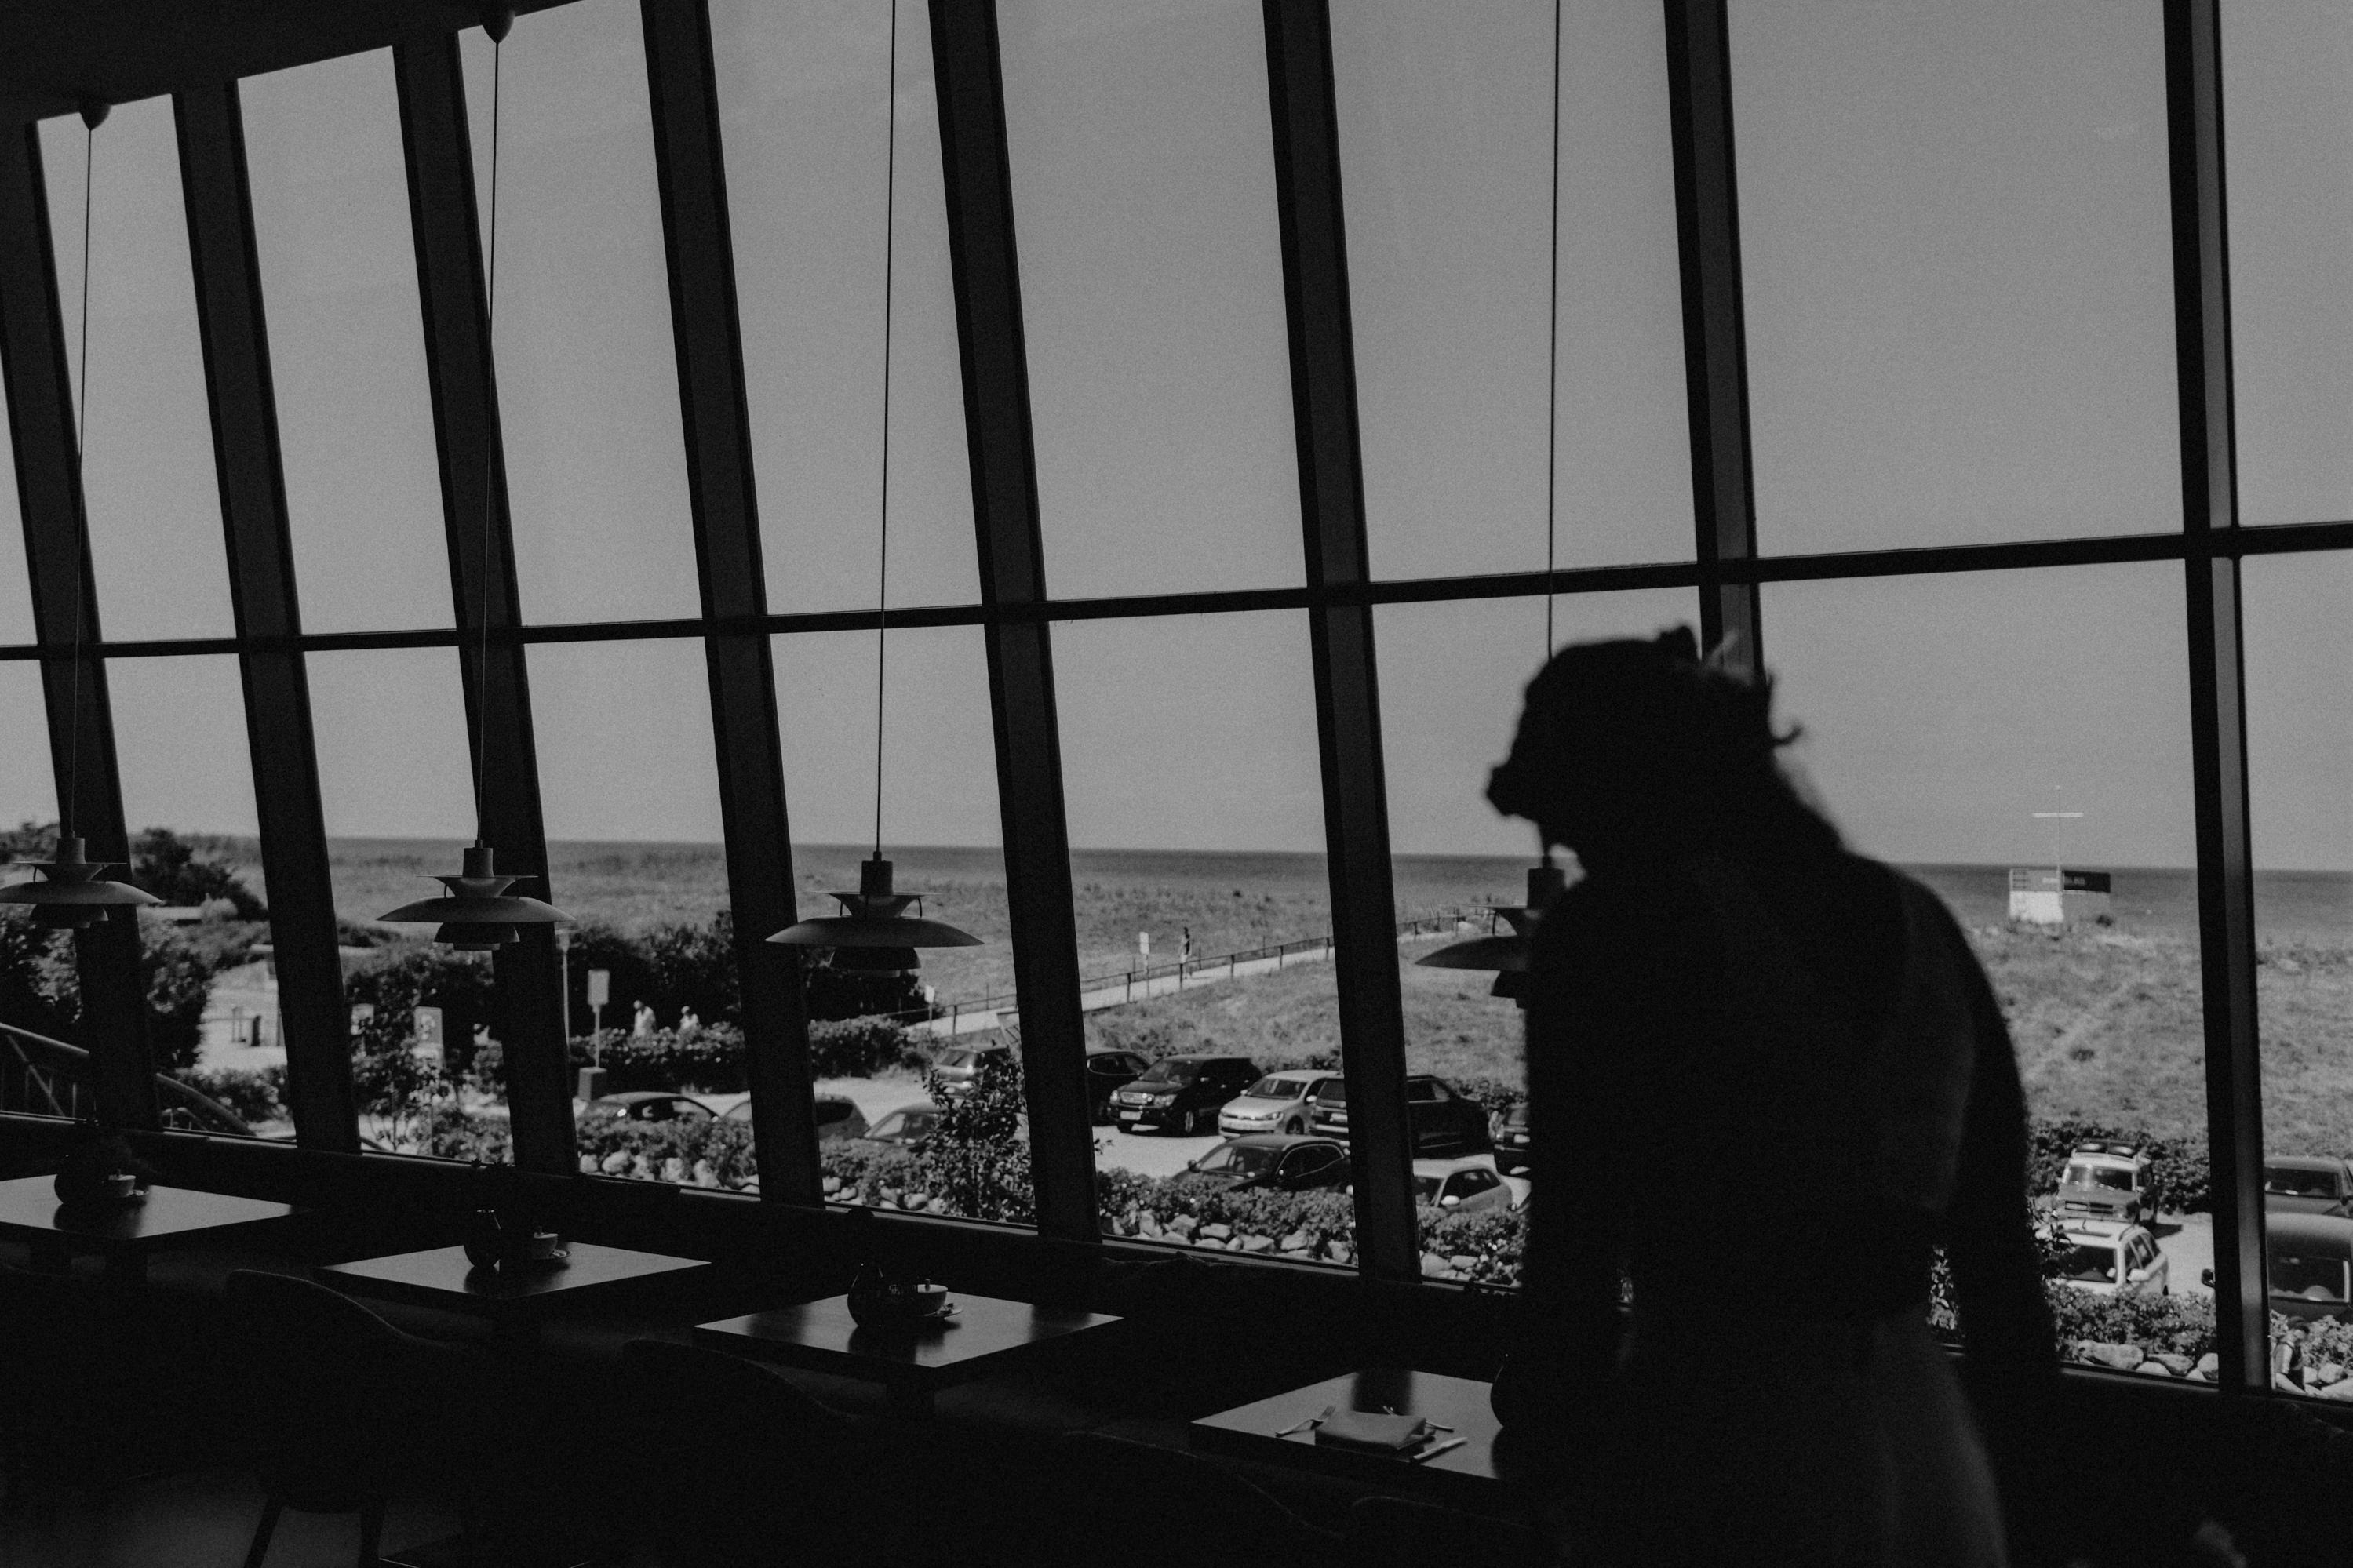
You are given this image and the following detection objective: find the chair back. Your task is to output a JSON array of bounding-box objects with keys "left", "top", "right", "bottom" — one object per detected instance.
[{"left": 1036, "top": 1432, "right": 1342, "bottom": 1568}]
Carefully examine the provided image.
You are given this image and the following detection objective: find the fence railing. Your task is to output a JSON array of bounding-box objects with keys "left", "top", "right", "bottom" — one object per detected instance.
[{"left": 889, "top": 904, "right": 1506, "bottom": 1035}]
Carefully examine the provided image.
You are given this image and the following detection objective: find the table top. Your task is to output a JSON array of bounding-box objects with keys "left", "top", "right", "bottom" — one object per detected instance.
[
  {"left": 319, "top": 1242, "right": 710, "bottom": 1314},
  {"left": 694, "top": 1291, "right": 1119, "bottom": 1391},
  {"left": 1190, "top": 1368, "right": 1502, "bottom": 1492},
  {"left": 0, "top": 1175, "right": 298, "bottom": 1251}
]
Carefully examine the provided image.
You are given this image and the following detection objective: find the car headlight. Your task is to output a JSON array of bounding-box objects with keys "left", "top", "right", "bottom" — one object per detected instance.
[{"left": 1151, "top": 1093, "right": 1177, "bottom": 1108}]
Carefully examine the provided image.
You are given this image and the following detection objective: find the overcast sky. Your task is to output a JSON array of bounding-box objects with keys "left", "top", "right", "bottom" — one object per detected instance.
[{"left": 2, "top": 0, "right": 2351, "bottom": 871}]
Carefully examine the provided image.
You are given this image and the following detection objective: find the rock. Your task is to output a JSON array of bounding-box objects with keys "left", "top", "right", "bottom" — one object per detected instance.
[
  {"left": 927, "top": 1197, "right": 949, "bottom": 1214},
  {"left": 2134, "top": 1360, "right": 2173, "bottom": 1377},
  {"left": 1194, "top": 1236, "right": 1225, "bottom": 1250},
  {"left": 1200, "top": 1223, "right": 1233, "bottom": 1241},
  {"left": 1279, "top": 1231, "right": 1311, "bottom": 1252},
  {"left": 578, "top": 1155, "right": 599, "bottom": 1173},
  {"left": 1168, "top": 1215, "right": 1197, "bottom": 1237},
  {"left": 1138, "top": 1217, "right": 1164, "bottom": 1239},
  {"left": 691, "top": 1160, "right": 720, "bottom": 1188},
  {"left": 1448, "top": 1255, "right": 1481, "bottom": 1272},
  {"left": 660, "top": 1157, "right": 687, "bottom": 1184},
  {"left": 821, "top": 1175, "right": 842, "bottom": 1195},
  {"left": 2154, "top": 1354, "right": 2195, "bottom": 1377},
  {"left": 2076, "top": 1342, "right": 2145, "bottom": 1372},
  {"left": 1420, "top": 1253, "right": 1450, "bottom": 1279},
  {"left": 2319, "top": 1378, "right": 2353, "bottom": 1402},
  {"left": 1278, "top": 1247, "right": 1313, "bottom": 1259},
  {"left": 1324, "top": 1244, "right": 1351, "bottom": 1266},
  {"left": 2195, "top": 1353, "right": 2220, "bottom": 1377},
  {"left": 2315, "top": 1362, "right": 2348, "bottom": 1388},
  {"left": 1239, "top": 1235, "right": 1273, "bottom": 1253}
]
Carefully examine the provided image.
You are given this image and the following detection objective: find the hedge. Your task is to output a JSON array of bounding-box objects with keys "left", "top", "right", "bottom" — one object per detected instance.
[
  {"left": 175, "top": 1062, "right": 287, "bottom": 1126},
  {"left": 564, "top": 1017, "right": 923, "bottom": 1094}
]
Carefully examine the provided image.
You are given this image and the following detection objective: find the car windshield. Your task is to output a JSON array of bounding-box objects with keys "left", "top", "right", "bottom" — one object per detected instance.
[
  {"left": 1413, "top": 1175, "right": 1443, "bottom": 1202},
  {"left": 1135, "top": 1061, "right": 1197, "bottom": 1087},
  {"left": 2064, "top": 1162, "right": 2134, "bottom": 1192},
  {"left": 2273, "top": 1252, "right": 2350, "bottom": 1302},
  {"left": 1319, "top": 1081, "right": 1347, "bottom": 1104},
  {"left": 1192, "top": 1144, "right": 1278, "bottom": 1176},
  {"left": 1243, "top": 1076, "right": 1298, "bottom": 1099},
  {"left": 2268, "top": 1168, "right": 2340, "bottom": 1198},
  {"left": 2056, "top": 1243, "right": 2119, "bottom": 1283},
  {"left": 871, "top": 1110, "right": 934, "bottom": 1140},
  {"left": 938, "top": 1050, "right": 979, "bottom": 1070}
]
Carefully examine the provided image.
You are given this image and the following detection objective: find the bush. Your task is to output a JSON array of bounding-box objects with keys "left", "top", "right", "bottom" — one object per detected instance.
[
  {"left": 808, "top": 1017, "right": 925, "bottom": 1079},
  {"left": 570, "top": 1024, "right": 748, "bottom": 1093},
  {"left": 576, "top": 1114, "right": 756, "bottom": 1188},
  {"left": 131, "top": 826, "right": 264, "bottom": 918},
  {"left": 174, "top": 1063, "right": 286, "bottom": 1125},
  {"left": 2046, "top": 1283, "right": 2216, "bottom": 1362}
]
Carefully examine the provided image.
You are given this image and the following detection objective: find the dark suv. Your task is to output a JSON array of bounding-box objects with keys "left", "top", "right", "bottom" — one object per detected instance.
[
  {"left": 1311, "top": 1075, "right": 1491, "bottom": 1156},
  {"left": 1112, "top": 1053, "right": 1259, "bottom": 1137}
]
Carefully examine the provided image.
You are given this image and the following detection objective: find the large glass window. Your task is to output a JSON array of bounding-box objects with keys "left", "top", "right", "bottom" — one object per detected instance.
[
  {"left": 242, "top": 51, "right": 452, "bottom": 634},
  {"left": 1333, "top": 0, "right": 1691, "bottom": 578},
  {"left": 1051, "top": 613, "right": 1348, "bottom": 1264},
  {"left": 2225, "top": 2, "right": 2353, "bottom": 527},
  {"left": 2242, "top": 556, "right": 2353, "bottom": 1394},
  {"left": 1378, "top": 588, "right": 1700, "bottom": 1286},
  {"left": 998, "top": 0, "right": 1303, "bottom": 599},
  {"left": 0, "top": 391, "right": 37, "bottom": 645},
  {"left": 1732, "top": 0, "right": 2178, "bottom": 555},
  {"left": 1766, "top": 565, "right": 2204, "bottom": 1373},
  {"left": 459, "top": 0, "right": 701, "bottom": 626},
  {"left": 40, "top": 102, "right": 237, "bottom": 640},
  {"left": 775, "top": 626, "right": 1011, "bottom": 1221},
  {"left": 712, "top": 0, "right": 979, "bottom": 616}
]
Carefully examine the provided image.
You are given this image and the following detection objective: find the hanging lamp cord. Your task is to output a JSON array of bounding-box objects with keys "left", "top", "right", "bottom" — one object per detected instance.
[
  {"left": 872, "top": 0, "right": 900, "bottom": 862},
  {"left": 63, "top": 114, "right": 99, "bottom": 848},
  {"left": 1543, "top": 0, "right": 1563, "bottom": 660},
  {"left": 473, "top": 24, "right": 504, "bottom": 848}
]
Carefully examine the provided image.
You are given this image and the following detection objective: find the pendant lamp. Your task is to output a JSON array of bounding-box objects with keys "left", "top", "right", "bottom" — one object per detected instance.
[
  {"left": 1, "top": 100, "right": 162, "bottom": 933},
  {"left": 377, "top": 4, "right": 572, "bottom": 951},
  {"left": 770, "top": 0, "right": 978, "bottom": 973},
  {"left": 1415, "top": 1, "right": 1574, "bottom": 1009}
]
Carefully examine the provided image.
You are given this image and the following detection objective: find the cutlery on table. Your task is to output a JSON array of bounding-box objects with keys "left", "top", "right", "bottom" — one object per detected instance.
[{"left": 1411, "top": 1438, "right": 1468, "bottom": 1464}]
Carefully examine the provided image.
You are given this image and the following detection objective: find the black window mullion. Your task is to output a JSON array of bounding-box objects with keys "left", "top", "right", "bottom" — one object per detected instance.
[
  {"left": 1663, "top": 0, "right": 1763, "bottom": 675},
  {"left": 173, "top": 82, "right": 360, "bottom": 1153},
  {"left": 0, "top": 122, "right": 155, "bottom": 1131},
  {"left": 392, "top": 34, "right": 571, "bottom": 1174},
  {"left": 1262, "top": 0, "right": 1417, "bottom": 1282},
  {"left": 2166, "top": 0, "right": 2264, "bottom": 1395},
  {"left": 639, "top": 0, "right": 821, "bottom": 1206},
  {"left": 928, "top": 0, "right": 1094, "bottom": 1242}
]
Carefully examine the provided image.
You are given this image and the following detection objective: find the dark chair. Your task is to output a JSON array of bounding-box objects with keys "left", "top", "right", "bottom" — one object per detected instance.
[
  {"left": 224, "top": 1269, "right": 490, "bottom": 1568},
  {"left": 619, "top": 1337, "right": 896, "bottom": 1567},
  {"left": 1348, "top": 1493, "right": 1560, "bottom": 1568},
  {"left": 0, "top": 1256, "right": 132, "bottom": 1513}
]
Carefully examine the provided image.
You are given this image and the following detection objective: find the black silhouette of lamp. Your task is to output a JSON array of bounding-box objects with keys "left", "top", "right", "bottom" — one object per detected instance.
[
  {"left": 5, "top": 101, "right": 162, "bottom": 935},
  {"left": 0, "top": 835, "right": 162, "bottom": 930},
  {"left": 377, "top": 5, "right": 574, "bottom": 951},
  {"left": 1417, "top": 863, "right": 1565, "bottom": 1006},
  {"left": 769, "top": 5, "right": 979, "bottom": 973}
]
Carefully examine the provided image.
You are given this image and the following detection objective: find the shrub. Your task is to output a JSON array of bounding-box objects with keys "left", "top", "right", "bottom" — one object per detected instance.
[
  {"left": 2046, "top": 1284, "right": 2216, "bottom": 1362},
  {"left": 131, "top": 826, "right": 265, "bottom": 918},
  {"left": 174, "top": 1063, "right": 286, "bottom": 1125},
  {"left": 570, "top": 1024, "right": 748, "bottom": 1093},
  {"left": 809, "top": 1016, "right": 925, "bottom": 1079},
  {"left": 575, "top": 1114, "right": 756, "bottom": 1188}
]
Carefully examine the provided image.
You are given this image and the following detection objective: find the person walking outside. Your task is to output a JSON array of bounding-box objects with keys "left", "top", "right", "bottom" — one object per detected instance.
[{"left": 1484, "top": 628, "right": 2055, "bottom": 1567}]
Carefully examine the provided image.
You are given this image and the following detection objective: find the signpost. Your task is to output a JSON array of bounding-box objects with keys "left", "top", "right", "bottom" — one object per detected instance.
[
  {"left": 587, "top": 969, "right": 610, "bottom": 1064},
  {"left": 557, "top": 926, "right": 573, "bottom": 1044}
]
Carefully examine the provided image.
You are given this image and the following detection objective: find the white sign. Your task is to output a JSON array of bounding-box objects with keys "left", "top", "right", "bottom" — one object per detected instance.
[
  {"left": 412, "top": 1005, "right": 443, "bottom": 1046},
  {"left": 1137, "top": 931, "right": 1149, "bottom": 959},
  {"left": 586, "top": 969, "right": 611, "bottom": 1007}
]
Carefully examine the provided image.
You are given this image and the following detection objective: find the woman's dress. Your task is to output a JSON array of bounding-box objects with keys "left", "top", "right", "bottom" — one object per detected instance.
[{"left": 1517, "top": 851, "right": 2055, "bottom": 1566}]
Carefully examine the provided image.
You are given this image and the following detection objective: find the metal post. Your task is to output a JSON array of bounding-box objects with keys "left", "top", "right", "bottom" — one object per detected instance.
[
  {"left": 173, "top": 82, "right": 362, "bottom": 1153},
  {"left": 0, "top": 125, "right": 155, "bottom": 1132},
  {"left": 392, "top": 35, "right": 571, "bottom": 1173},
  {"left": 929, "top": 0, "right": 1095, "bottom": 1243},
  {"left": 1262, "top": 0, "right": 1418, "bottom": 1281},
  {"left": 2165, "top": 0, "right": 2264, "bottom": 1395},
  {"left": 640, "top": 0, "right": 822, "bottom": 1204},
  {"left": 1663, "top": 0, "right": 1763, "bottom": 678}
]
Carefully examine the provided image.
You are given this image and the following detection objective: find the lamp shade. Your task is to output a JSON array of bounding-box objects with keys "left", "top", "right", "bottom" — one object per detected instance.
[
  {"left": 0, "top": 835, "right": 162, "bottom": 930},
  {"left": 768, "top": 857, "right": 980, "bottom": 972},
  {"left": 1415, "top": 864, "right": 1566, "bottom": 1003},
  {"left": 379, "top": 842, "right": 568, "bottom": 947}
]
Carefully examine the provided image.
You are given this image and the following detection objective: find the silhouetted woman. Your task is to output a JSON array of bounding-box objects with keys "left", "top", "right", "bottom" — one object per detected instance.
[{"left": 1485, "top": 628, "right": 2054, "bottom": 1567}]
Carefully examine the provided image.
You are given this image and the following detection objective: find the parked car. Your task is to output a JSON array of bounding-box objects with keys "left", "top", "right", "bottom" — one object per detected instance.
[
  {"left": 1411, "top": 1158, "right": 1514, "bottom": 1216},
  {"left": 1216, "top": 1070, "right": 1336, "bottom": 1138},
  {"left": 931, "top": 1043, "right": 1007, "bottom": 1100},
  {"left": 858, "top": 1103, "right": 942, "bottom": 1150},
  {"left": 721, "top": 1094, "right": 866, "bottom": 1142},
  {"left": 2265, "top": 1156, "right": 2353, "bottom": 1219},
  {"left": 581, "top": 1091, "right": 714, "bottom": 1123},
  {"left": 2052, "top": 1221, "right": 2168, "bottom": 1299},
  {"left": 1112, "top": 1053, "right": 1260, "bottom": 1136},
  {"left": 2205, "top": 1214, "right": 2353, "bottom": 1322},
  {"left": 2056, "top": 1140, "right": 2157, "bottom": 1225},
  {"left": 1311, "top": 1075, "right": 1492, "bottom": 1156},
  {"left": 1493, "top": 1102, "right": 1531, "bottom": 1177},
  {"left": 1175, "top": 1134, "right": 1350, "bottom": 1195},
  {"left": 1084, "top": 1048, "right": 1151, "bottom": 1125}
]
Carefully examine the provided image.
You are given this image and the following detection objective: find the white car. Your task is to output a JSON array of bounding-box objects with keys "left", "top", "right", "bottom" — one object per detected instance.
[
  {"left": 1217, "top": 1069, "right": 1338, "bottom": 1138},
  {"left": 2053, "top": 1220, "right": 2169, "bottom": 1298},
  {"left": 1412, "top": 1157, "right": 1515, "bottom": 1217}
]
